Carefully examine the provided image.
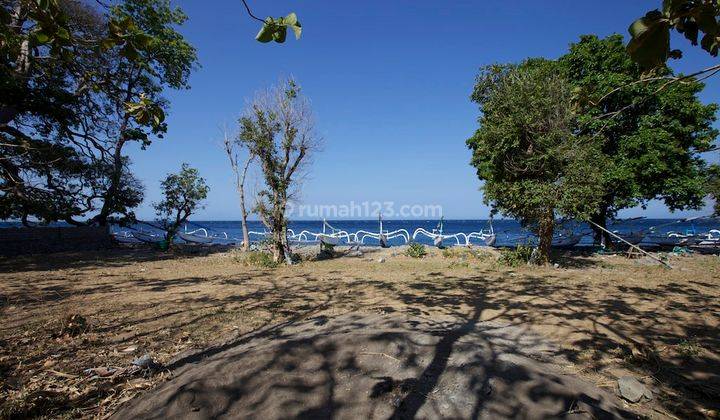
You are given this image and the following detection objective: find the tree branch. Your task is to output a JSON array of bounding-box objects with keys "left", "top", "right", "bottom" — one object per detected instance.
[{"left": 240, "top": 0, "right": 266, "bottom": 23}]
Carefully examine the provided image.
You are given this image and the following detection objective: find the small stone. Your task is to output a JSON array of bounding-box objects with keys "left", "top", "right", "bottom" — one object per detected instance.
[
  {"left": 553, "top": 263, "right": 560, "bottom": 269},
  {"left": 132, "top": 354, "right": 159, "bottom": 369},
  {"left": 122, "top": 345, "right": 138, "bottom": 353},
  {"left": 377, "top": 258, "right": 385, "bottom": 263},
  {"left": 618, "top": 376, "right": 651, "bottom": 403}
]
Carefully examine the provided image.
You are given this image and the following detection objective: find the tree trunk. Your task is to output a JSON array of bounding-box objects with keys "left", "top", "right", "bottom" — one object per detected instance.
[
  {"left": 238, "top": 156, "right": 253, "bottom": 251},
  {"left": 271, "top": 227, "right": 285, "bottom": 263},
  {"left": 590, "top": 207, "right": 612, "bottom": 249},
  {"left": 535, "top": 208, "right": 555, "bottom": 265},
  {"left": 96, "top": 139, "right": 126, "bottom": 226}
]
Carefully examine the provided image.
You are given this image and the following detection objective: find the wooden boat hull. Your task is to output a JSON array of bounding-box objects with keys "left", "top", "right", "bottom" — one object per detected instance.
[
  {"left": 646, "top": 234, "right": 692, "bottom": 246},
  {"left": 612, "top": 232, "right": 645, "bottom": 245},
  {"left": 112, "top": 232, "right": 140, "bottom": 244},
  {"left": 132, "top": 231, "right": 165, "bottom": 243},
  {"left": 178, "top": 232, "right": 214, "bottom": 244},
  {"left": 317, "top": 234, "right": 340, "bottom": 246},
  {"left": 552, "top": 235, "right": 582, "bottom": 249}
]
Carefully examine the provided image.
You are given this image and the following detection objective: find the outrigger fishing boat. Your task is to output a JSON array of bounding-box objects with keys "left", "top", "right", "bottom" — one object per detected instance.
[
  {"left": 412, "top": 217, "right": 496, "bottom": 248},
  {"left": 131, "top": 230, "right": 165, "bottom": 244},
  {"left": 111, "top": 231, "right": 140, "bottom": 244},
  {"left": 356, "top": 214, "right": 409, "bottom": 247},
  {"left": 612, "top": 231, "right": 645, "bottom": 245},
  {"left": 178, "top": 227, "right": 214, "bottom": 244},
  {"left": 552, "top": 232, "right": 584, "bottom": 249},
  {"left": 690, "top": 230, "right": 720, "bottom": 253},
  {"left": 645, "top": 231, "right": 695, "bottom": 247},
  {"left": 643, "top": 216, "right": 706, "bottom": 247}
]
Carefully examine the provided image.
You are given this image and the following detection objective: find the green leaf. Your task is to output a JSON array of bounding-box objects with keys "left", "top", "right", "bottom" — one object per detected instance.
[
  {"left": 34, "top": 31, "right": 50, "bottom": 44},
  {"left": 290, "top": 21, "right": 302, "bottom": 40},
  {"left": 36, "top": 0, "right": 50, "bottom": 12},
  {"left": 55, "top": 27, "right": 70, "bottom": 41},
  {"left": 133, "top": 33, "right": 152, "bottom": 49},
  {"left": 284, "top": 12, "right": 298, "bottom": 26},
  {"left": 694, "top": 4, "right": 719, "bottom": 34},
  {"left": 120, "top": 44, "right": 140, "bottom": 61},
  {"left": 627, "top": 13, "right": 671, "bottom": 69},
  {"left": 100, "top": 38, "right": 116, "bottom": 51},
  {"left": 700, "top": 33, "right": 719, "bottom": 56},
  {"left": 272, "top": 26, "right": 287, "bottom": 43},
  {"left": 255, "top": 19, "right": 276, "bottom": 43}
]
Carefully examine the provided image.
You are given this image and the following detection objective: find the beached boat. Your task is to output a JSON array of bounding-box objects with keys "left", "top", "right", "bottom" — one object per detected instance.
[
  {"left": 645, "top": 231, "right": 694, "bottom": 247},
  {"left": 316, "top": 233, "right": 340, "bottom": 246},
  {"left": 132, "top": 231, "right": 165, "bottom": 244},
  {"left": 178, "top": 231, "right": 214, "bottom": 244},
  {"left": 689, "top": 230, "right": 720, "bottom": 253},
  {"left": 612, "top": 231, "right": 645, "bottom": 245},
  {"left": 552, "top": 233, "right": 583, "bottom": 249},
  {"left": 112, "top": 231, "right": 140, "bottom": 244}
]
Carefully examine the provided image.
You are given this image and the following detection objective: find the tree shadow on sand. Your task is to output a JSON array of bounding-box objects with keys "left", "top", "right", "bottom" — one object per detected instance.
[{"left": 113, "top": 310, "right": 636, "bottom": 420}]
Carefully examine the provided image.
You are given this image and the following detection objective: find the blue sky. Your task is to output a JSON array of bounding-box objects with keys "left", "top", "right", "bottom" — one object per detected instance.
[{"left": 127, "top": 0, "right": 720, "bottom": 220}]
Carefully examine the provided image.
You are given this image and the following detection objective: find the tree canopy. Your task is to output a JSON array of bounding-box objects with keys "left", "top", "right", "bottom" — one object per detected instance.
[
  {"left": 1, "top": 0, "right": 197, "bottom": 225},
  {"left": 238, "top": 78, "right": 319, "bottom": 264},
  {"left": 467, "top": 59, "right": 604, "bottom": 263},
  {"left": 154, "top": 163, "right": 208, "bottom": 245},
  {"left": 560, "top": 34, "right": 718, "bottom": 238}
]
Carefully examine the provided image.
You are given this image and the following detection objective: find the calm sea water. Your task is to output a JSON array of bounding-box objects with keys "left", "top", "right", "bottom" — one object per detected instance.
[
  {"left": 2, "top": 218, "right": 717, "bottom": 247},
  {"left": 127, "top": 218, "right": 719, "bottom": 247}
]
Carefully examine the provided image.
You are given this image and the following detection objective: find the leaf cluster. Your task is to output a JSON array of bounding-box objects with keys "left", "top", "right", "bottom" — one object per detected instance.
[{"left": 628, "top": 0, "right": 719, "bottom": 69}]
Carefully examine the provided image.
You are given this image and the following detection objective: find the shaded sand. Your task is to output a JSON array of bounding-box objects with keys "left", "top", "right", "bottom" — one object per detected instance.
[
  {"left": 1, "top": 246, "right": 719, "bottom": 418},
  {"left": 112, "top": 312, "right": 634, "bottom": 419}
]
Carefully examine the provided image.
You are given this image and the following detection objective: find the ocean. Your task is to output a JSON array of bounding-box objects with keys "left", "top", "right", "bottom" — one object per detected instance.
[
  {"left": 120, "top": 218, "right": 719, "bottom": 247},
  {"left": 2, "top": 218, "right": 717, "bottom": 247}
]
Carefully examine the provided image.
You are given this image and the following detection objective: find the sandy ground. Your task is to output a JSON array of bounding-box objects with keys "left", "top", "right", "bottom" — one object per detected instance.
[{"left": 0, "top": 245, "right": 719, "bottom": 418}]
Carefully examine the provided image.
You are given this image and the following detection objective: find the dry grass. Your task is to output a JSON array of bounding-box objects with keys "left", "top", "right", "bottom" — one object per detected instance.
[{"left": 0, "top": 246, "right": 719, "bottom": 418}]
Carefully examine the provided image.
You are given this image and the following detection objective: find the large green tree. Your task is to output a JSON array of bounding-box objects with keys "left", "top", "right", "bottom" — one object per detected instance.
[
  {"left": 86, "top": 0, "right": 197, "bottom": 226},
  {"left": 1, "top": 0, "right": 146, "bottom": 224},
  {"left": 467, "top": 59, "right": 604, "bottom": 263},
  {"left": 560, "top": 35, "right": 718, "bottom": 243},
  {"left": 0, "top": 0, "right": 196, "bottom": 225},
  {"left": 154, "top": 163, "right": 208, "bottom": 247},
  {"left": 238, "top": 78, "right": 319, "bottom": 264}
]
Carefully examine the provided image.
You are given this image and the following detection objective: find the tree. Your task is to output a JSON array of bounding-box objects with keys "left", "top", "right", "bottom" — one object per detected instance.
[
  {"left": 560, "top": 35, "right": 718, "bottom": 244},
  {"left": 88, "top": 0, "right": 198, "bottom": 226},
  {"left": 467, "top": 59, "right": 604, "bottom": 264},
  {"left": 223, "top": 128, "right": 255, "bottom": 251},
  {"left": 627, "top": 1, "right": 719, "bottom": 70},
  {"left": 238, "top": 78, "right": 319, "bottom": 264},
  {"left": 153, "top": 163, "right": 209, "bottom": 247},
  {"left": 1, "top": 0, "right": 195, "bottom": 225}
]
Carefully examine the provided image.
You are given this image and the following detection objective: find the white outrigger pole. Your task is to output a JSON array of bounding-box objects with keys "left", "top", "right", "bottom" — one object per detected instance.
[
  {"left": 412, "top": 216, "right": 496, "bottom": 247},
  {"left": 354, "top": 212, "right": 410, "bottom": 246}
]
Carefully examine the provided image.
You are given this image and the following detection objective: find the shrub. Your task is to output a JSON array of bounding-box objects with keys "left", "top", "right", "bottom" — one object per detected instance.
[
  {"left": 442, "top": 247, "right": 465, "bottom": 259},
  {"left": 498, "top": 244, "right": 534, "bottom": 267},
  {"left": 405, "top": 242, "right": 427, "bottom": 258},
  {"left": 234, "top": 250, "right": 278, "bottom": 268}
]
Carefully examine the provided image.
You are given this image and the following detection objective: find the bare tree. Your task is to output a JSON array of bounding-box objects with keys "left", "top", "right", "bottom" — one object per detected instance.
[
  {"left": 223, "top": 127, "right": 255, "bottom": 251},
  {"left": 238, "top": 78, "right": 320, "bottom": 264}
]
